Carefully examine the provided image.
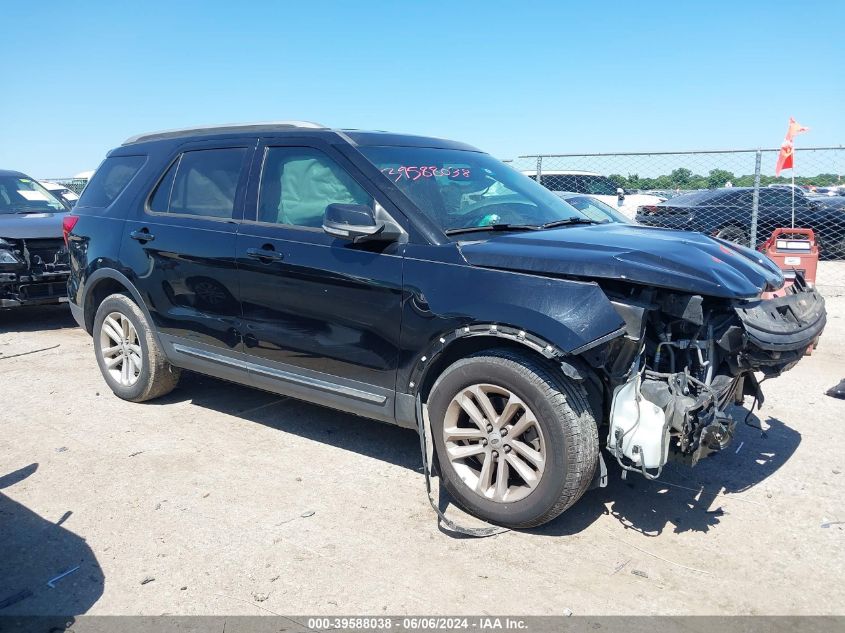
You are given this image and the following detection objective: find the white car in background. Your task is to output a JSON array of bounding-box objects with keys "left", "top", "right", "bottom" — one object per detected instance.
[
  {"left": 522, "top": 169, "right": 666, "bottom": 218},
  {"left": 40, "top": 180, "right": 80, "bottom": 207}
]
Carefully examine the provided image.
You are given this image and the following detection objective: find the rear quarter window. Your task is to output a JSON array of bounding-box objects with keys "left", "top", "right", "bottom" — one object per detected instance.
[{"left": 76, "top": 155, "right": 146, "bottom": 214}]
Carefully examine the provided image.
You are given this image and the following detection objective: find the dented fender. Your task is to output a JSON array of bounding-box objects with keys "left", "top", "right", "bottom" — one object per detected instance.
[{"left": 397, "top": 245, "right": 626, "bottom": 394}]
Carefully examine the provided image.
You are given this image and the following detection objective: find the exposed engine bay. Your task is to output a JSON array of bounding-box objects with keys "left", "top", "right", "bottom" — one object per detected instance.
[
  {"left": 0, "top": 237, "right": 70, "bottom": 308},
  {"left": 581, "top": 275, "right": 826, "bottom": 478}
]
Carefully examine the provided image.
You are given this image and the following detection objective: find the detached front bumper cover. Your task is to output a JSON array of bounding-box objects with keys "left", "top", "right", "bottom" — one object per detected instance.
[
  {"left": 735, "top": 277, "right": 826, "bottom": 352},
  {"left": 726, "top": 276, "right": 826, "bottom": 376}
]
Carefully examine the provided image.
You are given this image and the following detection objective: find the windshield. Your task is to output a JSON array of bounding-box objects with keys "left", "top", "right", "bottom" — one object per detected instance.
[
  {"left": 562, "top": 194, "right": 630, "bottom": 224},
  {"left": 0, "top": 175, "right": 67, "bottom": 214},
  {"left": 359, "top": 147, "right": 590, "bottom": 232}
]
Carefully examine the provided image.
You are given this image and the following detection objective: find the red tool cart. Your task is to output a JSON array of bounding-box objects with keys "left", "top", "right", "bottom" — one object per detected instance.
[{"left": 760, "top": 227, "right": 819, "bottom": 292}]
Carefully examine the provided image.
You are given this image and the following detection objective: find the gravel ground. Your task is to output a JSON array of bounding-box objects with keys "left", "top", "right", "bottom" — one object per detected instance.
[{"left": 1, "top": 299, "right": 843, "bottom": 616}]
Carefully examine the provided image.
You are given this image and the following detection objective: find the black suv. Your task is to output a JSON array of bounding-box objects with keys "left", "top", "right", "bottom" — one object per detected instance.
[{"left": 66, "top": 122, "right": 826, "bottom": 528}]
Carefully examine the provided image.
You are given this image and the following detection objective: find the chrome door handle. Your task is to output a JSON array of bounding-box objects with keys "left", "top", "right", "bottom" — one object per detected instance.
[
  {"left": 130, "top": 229, "right": 155, "bottom": 242},
  {"left": 246, "top": 246, "right": 283, "bottom": 262}
]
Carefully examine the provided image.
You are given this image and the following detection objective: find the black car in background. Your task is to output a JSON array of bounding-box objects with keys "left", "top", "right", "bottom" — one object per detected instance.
[
  {"left": 636, "top": 186, "right": 845, "bottom": 257},
  {"left": 0, "top": 170, "right": 72, "bottom": 308},
  {"left": 64, "top": 122, "right": 825, "bottom": 528}
]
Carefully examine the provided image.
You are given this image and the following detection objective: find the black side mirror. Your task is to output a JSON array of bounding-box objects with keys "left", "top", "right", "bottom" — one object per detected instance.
[{"left": 323, "top": 203, "right": 387, "bottom": 242}]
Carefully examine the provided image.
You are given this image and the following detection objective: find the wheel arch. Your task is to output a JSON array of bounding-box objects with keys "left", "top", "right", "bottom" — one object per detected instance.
[
  {"left": 412, "top": 323, "right": 600, "bottom": 406},
  {"left": 82, "top": 268, "right": 156, "bottom": 338}
]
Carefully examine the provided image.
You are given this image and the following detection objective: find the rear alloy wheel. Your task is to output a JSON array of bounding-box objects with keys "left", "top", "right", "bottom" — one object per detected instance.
[
  {"left": 99, "top": 312, "right": 143, "bottom": 387},
  {"left": 428, "top": 350, "right": 598, "bottom": 528},
  {"left": 93, "top": 293, "right": 181, "bottom": 402},
  {"left": 715, "top": 225, "right": 748, "bottom": 246}
]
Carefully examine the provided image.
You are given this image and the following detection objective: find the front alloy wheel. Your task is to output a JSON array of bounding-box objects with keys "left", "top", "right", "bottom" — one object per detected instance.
[{"left": 443, "top": 384, "right": 546, "bottom": 503}]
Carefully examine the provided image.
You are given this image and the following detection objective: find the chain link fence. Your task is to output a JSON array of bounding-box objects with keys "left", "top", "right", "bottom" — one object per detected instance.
[
  {"left": 508, "top": 147, "right": 845, "bottom": 295},
  {"left": 44, "top": 178, "right": 88, "bottom": 194}
]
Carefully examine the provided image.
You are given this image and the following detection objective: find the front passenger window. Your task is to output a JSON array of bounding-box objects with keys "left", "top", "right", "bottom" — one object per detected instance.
[{"left": 258, "top": 147, "right": 373, "bottom": 227}]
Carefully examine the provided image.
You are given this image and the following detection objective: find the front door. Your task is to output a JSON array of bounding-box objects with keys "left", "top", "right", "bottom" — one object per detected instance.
[{"left": 236, "top": 142, "right": 405, "bottom": 422}]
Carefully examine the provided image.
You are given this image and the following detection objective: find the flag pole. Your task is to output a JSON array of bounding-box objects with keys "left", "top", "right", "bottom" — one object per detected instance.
[
  {"left": 791, "top": 170, "right": 795, "bottom": 228},
  {"left": 791, "top": 146, "right": 796, "bottom": 228}
]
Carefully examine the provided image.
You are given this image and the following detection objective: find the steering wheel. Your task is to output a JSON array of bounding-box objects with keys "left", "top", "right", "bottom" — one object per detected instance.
[{"left": 457, "top": 200, "right": 539, "bottom": 228}]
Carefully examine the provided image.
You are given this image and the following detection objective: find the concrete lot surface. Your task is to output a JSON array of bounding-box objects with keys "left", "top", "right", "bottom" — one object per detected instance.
[
  {"left": 815, "top": 261, "right": 845, "bottom": 296},
  {"left": 1, "top": 300, "right": 843, "bottom": 616}
]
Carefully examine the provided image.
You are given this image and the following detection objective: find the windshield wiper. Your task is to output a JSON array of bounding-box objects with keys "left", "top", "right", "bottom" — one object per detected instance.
[
  {"left": 445, "top": 223, "right": 541, "bottom": 236},
  {"left": 540, "top": 217, "right": 599, "bottom": 229}
]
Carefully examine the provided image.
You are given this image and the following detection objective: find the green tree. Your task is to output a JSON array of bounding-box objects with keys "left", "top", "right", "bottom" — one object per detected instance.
[
  {"left": 707, "top": 169, "right": 735, "bottom": 189},
  {"left": 670, "top": 168, "right": 693, "bottom": 187}
]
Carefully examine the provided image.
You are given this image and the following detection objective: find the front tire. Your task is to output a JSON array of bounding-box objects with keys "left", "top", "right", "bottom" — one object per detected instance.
[
  {"left": 93, "top": 293, "right": 181, "bottom": 402},
  {"left": 428, "top": 350, "right": 598, "bottom": 528},
  {"left": 716, "top": 225, "right": 748, "bottom": 246}
]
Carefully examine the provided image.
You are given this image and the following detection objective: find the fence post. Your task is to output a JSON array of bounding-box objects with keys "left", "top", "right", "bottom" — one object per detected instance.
[
  {"left": 535, "top": 156, "right": 543, "bottom": 185},
  {"left": 750, "top": 149, "right": 762, "bottom": 249}
]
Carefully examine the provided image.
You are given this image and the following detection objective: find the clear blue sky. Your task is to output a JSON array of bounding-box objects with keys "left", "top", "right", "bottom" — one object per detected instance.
[{"left": 1, "top": 0, "right": 843, "bottom": 177}]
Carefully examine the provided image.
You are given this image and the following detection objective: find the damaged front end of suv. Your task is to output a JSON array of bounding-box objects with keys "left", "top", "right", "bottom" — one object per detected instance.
[
  {"left": 0, "top": 236, "right": 71, "bottom": 308},
  {"left": 458, "top": 223, "right": 826, "bottom": 482},
  {"left": 584, "top": 260, "right": 825, "bottom": 478}
]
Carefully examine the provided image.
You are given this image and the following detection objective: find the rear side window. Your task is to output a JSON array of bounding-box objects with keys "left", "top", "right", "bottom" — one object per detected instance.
[
  {"left": 149, "top": 148, "right": 247, "bottom": 219},
  {"left": 76, "top": 155, "right": 146, "bottom": 209}
]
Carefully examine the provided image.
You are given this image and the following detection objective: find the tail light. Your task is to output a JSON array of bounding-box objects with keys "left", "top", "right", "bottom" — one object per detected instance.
[{"left": 62, "top": 215, "right": 79, "bottom": 246}]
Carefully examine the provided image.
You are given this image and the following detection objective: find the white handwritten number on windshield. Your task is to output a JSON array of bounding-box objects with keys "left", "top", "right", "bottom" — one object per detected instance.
[{"left": 381, "top": 166, "right": 471, "bottom": 182}]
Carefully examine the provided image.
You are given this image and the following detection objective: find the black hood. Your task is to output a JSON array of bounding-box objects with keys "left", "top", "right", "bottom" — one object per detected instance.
[{"left": 457, "top": 223, "right": 784, "bottom": 299}]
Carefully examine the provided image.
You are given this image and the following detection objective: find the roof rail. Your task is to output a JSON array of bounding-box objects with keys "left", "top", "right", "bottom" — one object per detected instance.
[{"left": 123, "top": 120, "right": 327, "bottom": 145}]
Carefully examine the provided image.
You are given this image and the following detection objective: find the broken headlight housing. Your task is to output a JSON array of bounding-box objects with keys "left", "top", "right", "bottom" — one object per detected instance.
[{"left": 0, "top": 247, "right": 24, "bottom": 268}]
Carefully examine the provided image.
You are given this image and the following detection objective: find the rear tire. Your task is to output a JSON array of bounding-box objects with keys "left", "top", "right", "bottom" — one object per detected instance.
[
  {"left": 428, "top": 350, "right": 598, "bottom": 528},
  {"left": 93, "top": 293, "right": 180, "bottom": 402}
]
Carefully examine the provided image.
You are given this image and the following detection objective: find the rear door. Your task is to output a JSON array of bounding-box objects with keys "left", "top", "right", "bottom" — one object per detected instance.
[
  {"left": 120, "top": 139, "right": 255, "bottom": 374},
  {"left": 235, "top": 139, "right": 405, "bottom": 422}
]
